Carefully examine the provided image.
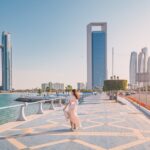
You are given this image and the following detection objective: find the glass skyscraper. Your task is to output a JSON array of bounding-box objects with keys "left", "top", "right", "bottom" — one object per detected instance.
[
  {"left": 87, "top": 23, "right": 107, "bottom": 89},
  {"left": 1, "top": 32, "right": 12, "bottom": 91},
  {"left": 129, "top": 51, "right": 137, "bottom": 86}
]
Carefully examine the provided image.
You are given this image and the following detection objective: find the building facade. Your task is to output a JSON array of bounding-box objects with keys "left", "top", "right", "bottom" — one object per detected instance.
[
  {"left": 1, "top": 32, "right": 12, "bottom": 91},
  {"left": 77, "top": 82, "right": 85, "bottom": 90},
  {"left": 41, "top": 83, "right": 49, "bottom": 91},
  {"left": 138, "top": 52, "right": 144, "bottom": 73},
  {"left": 52, "top": 83, "right": 64, "bottom": 90},
  {"left": 41, "top": 82, "right": 64, "bottom": 91},
  {"left": 147, "top": 57, "right": 150, "bottom": 73},
  {"left": 87, "top": 22, "right": 107, "bottom": 89},
  {"left": 142, "top": 47, "right": 148, "bottom": 73},
  {"left": 129, "top": 52, "right": 137, "bottom": 86}
]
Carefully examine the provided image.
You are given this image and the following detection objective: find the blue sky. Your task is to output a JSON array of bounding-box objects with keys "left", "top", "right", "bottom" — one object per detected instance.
[{"left": 0, "top": 0, "right": 150, "bottom": 89}]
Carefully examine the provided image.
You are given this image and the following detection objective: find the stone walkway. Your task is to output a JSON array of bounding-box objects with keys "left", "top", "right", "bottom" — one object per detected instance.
[{"left": 0, "top": 93, "right": 150, "bottom": 150}]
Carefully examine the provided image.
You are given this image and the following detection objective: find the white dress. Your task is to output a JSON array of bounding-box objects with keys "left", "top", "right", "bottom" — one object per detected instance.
[{"left": 67, "top": 95, "right": 80, "bottom": 127}]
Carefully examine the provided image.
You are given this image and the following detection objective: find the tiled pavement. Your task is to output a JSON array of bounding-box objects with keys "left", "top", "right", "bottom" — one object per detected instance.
[{"left": 0, "top": 93, "right": 150, "bottom": 150}]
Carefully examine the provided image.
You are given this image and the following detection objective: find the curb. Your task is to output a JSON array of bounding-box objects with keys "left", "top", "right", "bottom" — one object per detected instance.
[{"left": 118, "top": 96, "right": 150, "bottom": 117}]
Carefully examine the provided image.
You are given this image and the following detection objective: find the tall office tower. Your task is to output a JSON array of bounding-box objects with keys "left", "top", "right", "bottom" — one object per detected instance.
[
  {"left": 147, "top": 57, "right": 150, "bottom": 85},
  {"left": 141, "top": 47, "right": 148, "bottom": 73},
  {"left": 129, "top": 52, "right": 137, "bottom": 86},
  {"left": 87, "top": 22, "right": 107, "bottom": 89},
  {"left": 1, "top": 32, "right": 12, "bottom": 91},
  {"left": 138, "top": 52, "right": 144, "bottom": 73},
  {"left": 147, "top": 57, "right": 150, "bottom": 73}
]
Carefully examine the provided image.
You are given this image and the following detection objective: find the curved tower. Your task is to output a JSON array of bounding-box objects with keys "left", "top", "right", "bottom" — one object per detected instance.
[
  {"left": 142, "top": 47, "right": 148, "bottom": 73},
  {"left": 130, "top": 52, "right": 137, "bottom": 85},
  {"left": 147, "top": 57, "right": 150, "bottom": 73},
  {"left": 138, "top": 52, "right": 144, "bottom": 73}
]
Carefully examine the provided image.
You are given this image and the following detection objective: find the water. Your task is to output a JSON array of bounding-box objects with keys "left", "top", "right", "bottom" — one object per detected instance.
[
  {"left": 0, "top": 93, "right": 64, "bottom": 125},
  {"left": 0, "top": 93, "right": 22, "bottom": 107},
  {"left": 0, "top": 93, "right": 24, "bottom": 125}
]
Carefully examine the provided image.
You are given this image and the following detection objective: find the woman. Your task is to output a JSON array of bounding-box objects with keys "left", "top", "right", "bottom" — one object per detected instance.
[{"left": 63, "top": 89, "right": 81, "bottom": 131}]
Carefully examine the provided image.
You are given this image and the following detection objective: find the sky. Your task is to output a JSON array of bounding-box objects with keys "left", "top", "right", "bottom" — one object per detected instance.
[{"left": 0, "top": 0, "right": 150, "bottom": 89}]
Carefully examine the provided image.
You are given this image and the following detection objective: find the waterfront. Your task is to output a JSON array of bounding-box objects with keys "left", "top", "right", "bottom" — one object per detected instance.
[
  {"left": 0, "top": 93, "right": 50, "bottom": 125},
  {"left": 0, "top": 93, "right": 21, "bottom": 107}
]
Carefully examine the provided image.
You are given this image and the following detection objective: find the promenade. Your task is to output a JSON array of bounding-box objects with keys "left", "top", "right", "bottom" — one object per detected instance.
[{"left": 0, "top": 93, "right": 150, "bottom": 150}]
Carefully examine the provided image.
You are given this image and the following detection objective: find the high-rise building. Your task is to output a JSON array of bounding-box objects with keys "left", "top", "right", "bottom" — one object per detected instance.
[
  {"left": 87, "top": 22, "right": 107, "bottom": 89},
  {"left": 77, "top": 82, "right": 85, "bottom": 90},
  {"left": 1, "top": 32, "right": 12, "bottom": 91},
  {"left": 138, "top": 52, "right": 144, "bottom": 73},
  {"left": 142, "top": 47, "right": 148, "bottom": 73},
  {"left": 147, "top": 57, "right": 150, "bottom": 73},
  {"left": 129, "top": 52, "right": 137, "bottom": 86},
  {"left": 41, "top": 83, "right": 49, "bottom": 91},
  {"left": 52, "top": 83, "right": 64, "bottom": 90}
]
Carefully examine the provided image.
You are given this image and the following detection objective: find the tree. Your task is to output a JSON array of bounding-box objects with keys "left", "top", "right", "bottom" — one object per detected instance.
[
  {"left": 103, "top": 80, "right": 127, "bottom": 91},
  {"left": 65, "top": 85, "right": 73, "bottom": 94},
  {"left": 37, "top": 89, "right": 42, "bottom": 96},
  {"left": 103, "top": 80, "right": 127, "bottom": 101},
  {"left": 46, "top": 87, "right": 50, "bottom": 95}
]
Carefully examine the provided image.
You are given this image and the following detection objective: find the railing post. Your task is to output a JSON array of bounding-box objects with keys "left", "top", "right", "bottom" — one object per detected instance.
[
  {"left": 50, "top": 100, "right": 55, "bottom": 110},
  {"left": 37, "top": 101, "right": 44, "bottom": 114},
  {"left": 58, "top": 99, "right": 62, "bottom": 107},
  {"left": 17, "top": 103, "right": 27, "bottom": 121}
]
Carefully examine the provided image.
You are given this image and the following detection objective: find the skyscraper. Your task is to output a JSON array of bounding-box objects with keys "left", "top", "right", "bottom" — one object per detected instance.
[
  {"left": 129, "top": 52, "right": 137, "bottom": 86},
  {"left": 142, "top": 47, "right": 148, "bottom": 73},
  {"left": 147, "top": 57, "right": 150, "bottom": 73},
  {"left": 138, "top": 52, "right": 144, "bottom": 73},
  {"left": 87, "top": 22, "right": 107, "bottom": 89},
  {"left": 1, "top": 32, "right": 12, "bottom": 91}
]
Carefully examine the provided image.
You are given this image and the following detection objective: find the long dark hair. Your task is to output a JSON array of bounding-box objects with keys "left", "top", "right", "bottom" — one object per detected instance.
[{"left": 72, "top": 89, "right": 80, "bottom": 99}]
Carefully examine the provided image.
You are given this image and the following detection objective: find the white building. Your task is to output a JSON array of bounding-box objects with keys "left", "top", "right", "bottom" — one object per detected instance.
[
  {"left": 142, "top": 47, "right": 148, "bottom": 73},
  {"left": 52, "top": 83, "right": 64, "bottom": 90},
  {"left": 48, "top": 82, "right": 53, "bottom": 90},
  {"left": 77, "top": 82, "right": 85, "bottom": 90},
  {"left": 41, "top": 83, "right": 49, "bottom": 91},
  {"left": 138, "top": 52, "right": 144, "bottom": 73},
  {"left": 130, "top": 52, "right": 137, "bottom": 86},
  {"left": 147, "top": 57, "right": 150, "bottom": 73},
  {"left": 41, "top": 82, "right": 64, "bottom": 91}
]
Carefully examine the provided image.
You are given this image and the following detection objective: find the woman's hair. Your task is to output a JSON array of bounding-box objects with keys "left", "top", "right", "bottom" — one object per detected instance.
[{"left": 72, "top": 89, "right": 80, "bottom": 99}]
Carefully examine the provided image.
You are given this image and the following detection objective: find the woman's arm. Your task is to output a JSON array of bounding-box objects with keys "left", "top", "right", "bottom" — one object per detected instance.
[{"left": 63, "top": 103, "right": 69, "bottom": 111}]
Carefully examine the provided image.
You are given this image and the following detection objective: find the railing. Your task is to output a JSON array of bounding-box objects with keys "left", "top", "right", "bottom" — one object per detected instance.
[
  {"left": 0, "top": 97, "right": 66, "bottom": 125},
  {"left": 0, "top": 93, "right": 92, "bottom": 125},
  {"left": 123, "top": 91, "right": 150, "bottom": 111}
]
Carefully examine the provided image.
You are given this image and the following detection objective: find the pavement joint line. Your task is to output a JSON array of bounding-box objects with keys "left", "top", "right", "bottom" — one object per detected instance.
[
  {"left": 46, "top": 131, "right": 135, "bottom": 136},
  {"left": 109, "top": 138, "right": 150, "bottom": 150},
  {"left": 0, "top": 110, "right": 54, "bottom": 133},
  {"left": 73, "top": 139, "right": 105, "bottom": 150},
  {"left": 110, "top": 124, "right": 136, "bottom": 131},
  {"left": 30, "top": 139, "right": 71, "bottom": 149},
  {"left": 133, "top": 130, "right": 145, "bottom": 139},
  {"left": 7, "top": 138, "right": 27, "bottom": 149}
]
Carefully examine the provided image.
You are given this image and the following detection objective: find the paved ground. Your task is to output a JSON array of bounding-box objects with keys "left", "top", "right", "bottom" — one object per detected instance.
[{"left": 0, "top": 93, "right": 150, "bottom": 150}]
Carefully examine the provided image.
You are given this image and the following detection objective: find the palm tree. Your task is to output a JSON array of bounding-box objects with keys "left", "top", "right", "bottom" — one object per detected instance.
[{"left": 46, "top": 87, "right": 50, "bottom": 96}]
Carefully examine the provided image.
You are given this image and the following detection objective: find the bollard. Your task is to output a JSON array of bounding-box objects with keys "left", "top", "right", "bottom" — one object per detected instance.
[
  {"left": 37, "top": 101, "right": 44, "bottom": 114},
  {"left": 17, "top": 103, "right": 27, "bottom": 121},
  {"left": 49, "top": 100, "right": 55, "bottom": 110}
]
